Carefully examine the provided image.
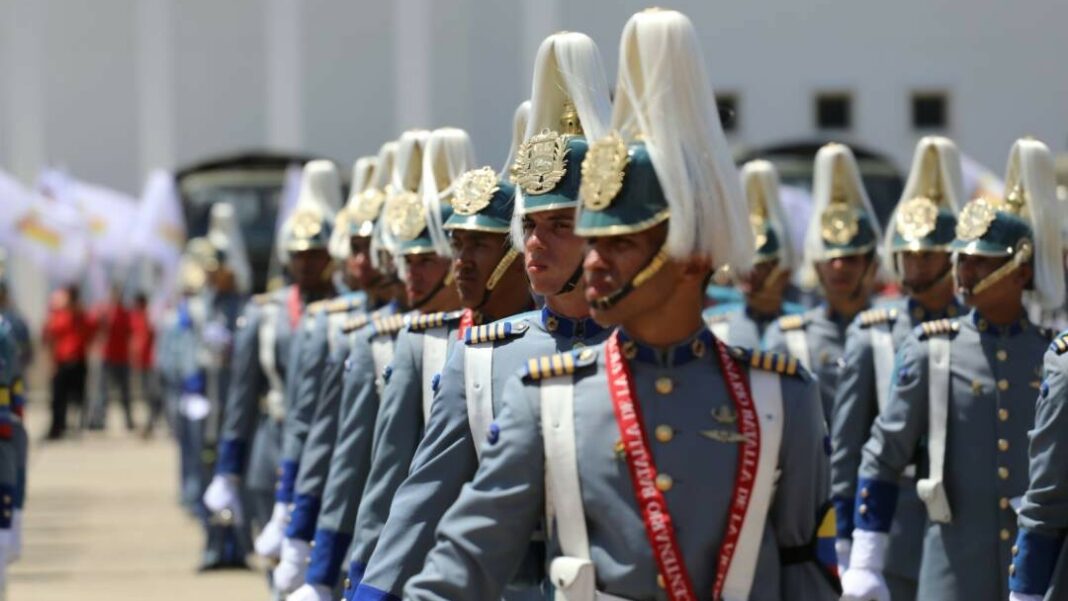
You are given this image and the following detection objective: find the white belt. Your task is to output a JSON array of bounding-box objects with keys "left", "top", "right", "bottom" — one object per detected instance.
[
  {"left": 783, "top": 329, "right": 810, "bottom": 370},
  {"left": 869, "top": 324, "right": 894, "bottom": 413},
  {"left": 917, "top": 336, "right": 952, "bottom": 523},
  {"left": 465, "top": 343, "right": 494, "bottom": 458},
  {"left": 420, "top": 326, "right": 449, "bottom": 424}
]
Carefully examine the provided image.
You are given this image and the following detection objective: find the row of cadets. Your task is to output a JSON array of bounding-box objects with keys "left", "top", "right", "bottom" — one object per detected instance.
[
  {"left": 334, "top": 127, "right": 471, "bottom": 597},
  {"left": 0, "top": 254, "right": 28, "bottom": 578},
  {"left": 405, "top": 8, "right": 838, "bottom": 600},
  {"left": 351, "top": 30, "right": 615, "bottom": 601},
  {"left": 202, "top": 160, "right": 338, "bottom": 584},
  {"left": 840, "top": 138, "right": 1064, "bottom": 601},
  {"left": 271, "top": 155, "right": 403, "bottom": 591},
  {"left": 705, "top": 160, "right": 803, "bottom": 348},
  {"left": 272, "top": 152, "right": 403, "bottom": 594},
  {"left": 343, "top": 114, "right": 539, "bottom": 596},
  {"left": 289, "top": 139, "right": 416, "bottom": 601},
  {"left": 0, "top": 304, "right": 26, "bottom": 596},
  {"left": 764, "top": 143, "right": 882, "bottom": 424},
  {"left": 830, "top": 136, "right": 965, "bottom": 600}
]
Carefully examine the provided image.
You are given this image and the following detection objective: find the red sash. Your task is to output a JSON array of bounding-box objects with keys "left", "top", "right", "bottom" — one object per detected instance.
[
  {"left": 458, "top": 309, "right": 475, "bottom": 340},
  {"left": 605, "top": 331, "right": 760, "bottom": 601},
  {"left": 287, "top": 286, "right": 303, "bottom": 329}
]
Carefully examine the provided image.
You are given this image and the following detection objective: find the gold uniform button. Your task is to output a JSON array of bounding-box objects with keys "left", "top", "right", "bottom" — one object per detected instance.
[
  {"left": 998, "top": 439, "right": 1009, "bottom": 452},
  {"left": 998, "top": 408, "right": 1009, "bottom": 422},
  {"left": 655, "top": 425, "right": 674, "bottom": 443},
  {"left": 1001, "top": 529, "right": 1011, "bottom": 541},
  {"left": 344, "top": 578, "right": 352, "bottom": 589},
  {"left": 998, "top": 379, "right": 1009, "bottom": 391},
  {"left": 858, "top": 504, "right": 868, "bottom": 515},
  {"left": 1000, "top": 497, "right": 1010, "bottom": 510},
  {"left": 972, "top": 380, "right": 984, "bottom": 395},
  {"left": 997, "top": 349, "right": 1008, "bottom": 361},
  {"left": 657, "top": 574, "right": 666, "bottom": 589},
  {"left": 655, "top": 377, "right": 674, "bottom": 395},
  {"left": 860, "top": 488, "right": 869, "bottom": 499},
  {"left": 655, "top": 473, "right": 674, "bottom": 492},
  {"left": 998, "top": 467, "right": 1010, "bottom": 480},
  {"left": 1013, "top": 545, "right": 1019, "bottom": 556},
  {"left": 1010, "top": 564, "right": 1016, "bottom": 576}
]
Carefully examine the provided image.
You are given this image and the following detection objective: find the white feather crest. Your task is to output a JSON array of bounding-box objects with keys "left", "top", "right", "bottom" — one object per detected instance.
[
  {"left": 421, "top": 127, "right": 477, "bottom": 256},
  {"left": 295, "top": 159, "right": 341, "bottom": 219},
  {"left": 501, "top": 100, "right": 530, "bottom": 179},
  {"left": 351, "top": 156, "right": 378, "bottom": 198},
  {"left": 881, "top": 136, "right": 964, "bottom": 278},
  {"left": 606, "top": 8, "right": 751, "bottom": 271},
  {"left": 740, "top": 160, "right": 796, "bottom": 272},
  {"left": 512, "top": 32, "right": 614, "bottom": 252},
  {"left": 799, "top": 143, "right": 882, "bottom": 288},
  {"left": 368, "top": 141, "right": 400, "bottom": 271},
  {"left": 1005, "top": 138, "right": 1064, "bottom": 309},
  {"left": 207, "top": 202, "right": 252, "bottom": 294},
  {"left": 329, "top": 156, "right": 380, "bottom": 261}
]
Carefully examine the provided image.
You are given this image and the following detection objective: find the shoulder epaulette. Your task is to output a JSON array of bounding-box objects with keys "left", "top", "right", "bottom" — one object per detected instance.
[
  {"left": 777, "top": 314, "right": 807, "bottom": 331},
  {"left": 371, "top": 314, "right": 408, "bottom": 337},
  {"left": 523, "top": 347, "right": 598, "bottom": 381},
  {"left": 341, "top": 314, "right": 371, "bottom": 334},
  {"left": 252, "top": 292, "right": 273, "bottom": 305},
  {"left": 858, "top": 307, "right": 899, "bottom": 328},
  {"left": 704, "top": 313, "right": 730, "bottom": 325},
  {"left": 729, "top": 346, "right": 804, "bottom": 379},
  {"left": 465, "top": 320, "right": 529, "bottom": 345},
  {"left": 918, "top": 318, "right": 960, "bottom": 340},
  {"left": 408, "top": 310, "right": 464, "bottom": 332},
  {"left": 328, "top": 296, "right": 363, "bottom": 314}
]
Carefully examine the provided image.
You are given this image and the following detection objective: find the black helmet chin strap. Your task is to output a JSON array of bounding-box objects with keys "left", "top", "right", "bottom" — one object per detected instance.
[
  {"left": 554, "top": 261, "right": 585, "bottom": 296},
  {"left": 411, "top": 269, "right": 454, "bottom": 310},
  {"left": 589, "top": 247, "right": 669, "bottom": 311}
]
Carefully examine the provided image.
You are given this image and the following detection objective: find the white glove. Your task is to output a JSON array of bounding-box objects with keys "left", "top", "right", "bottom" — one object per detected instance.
[
  {"left": 835, "top": 537, "right": 852, "bottom": 574},
  {"left": 286, "top": 583, "right": 333, "bottom": 601},
  {"left": 203, "top": 475, "right": 243, "bottom": 523},
  {"left": 7, "top": 512, "right": 21, "bottom": 564},
  {"left": 1009, "top": 594, "right": 1044, "bottom": 601},
  {"left": 254, "top": 502, "right": 289, "bottom": 559},
  {"left": 272, "top": 538, "right": 311, "bottom": 593},
  {"left": 840, "top": 530, "right": 890, "bottom": 601}
]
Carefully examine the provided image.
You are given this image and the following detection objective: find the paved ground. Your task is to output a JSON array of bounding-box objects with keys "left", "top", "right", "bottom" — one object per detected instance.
[{"left": 9, "top": 398, "right": 265, "bottom": 600}]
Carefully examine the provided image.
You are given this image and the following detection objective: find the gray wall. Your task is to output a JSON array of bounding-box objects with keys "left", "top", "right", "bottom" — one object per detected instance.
[{"left": 2, "top": 0, "right": 1067, "bottom": 194}]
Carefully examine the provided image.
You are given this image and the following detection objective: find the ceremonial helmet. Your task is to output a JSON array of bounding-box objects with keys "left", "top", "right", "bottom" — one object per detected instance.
[
  {"left": 740, "top": 160, "right": 796, "bottom": 270},
  {"left": 884, "top": 136, "right": 964, "bottom": 277},
  {"left": 278, "top": 160, "right": 341, "bottom": 262},
  {"left": 206, "top": 202, "right": 253, "bottom": 294},
  {"left": 420, "top": 127, "right": 478, "bottom": 257},
  {"left": 178, "top": 237, "right": 211, "bottom": 294},
  {"left": 952, "top": 137, "right": 1064, "bottom": 308},
  {"left": 575, "top": 8, "right": 752, "bottom": 310},
  {"left": 367, "top": 141, "right": 400, "bottom": 274},
  {"left": 332, "top": 155, "right": 380, "bottom": 254},
  {"left": 798, "top": 143, "right": 882, "bottom": 288}
]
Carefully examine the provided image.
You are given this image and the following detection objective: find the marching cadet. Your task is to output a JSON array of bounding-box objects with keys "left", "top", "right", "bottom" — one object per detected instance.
[
  {"left": 406, "top": 8, "right": 838, "bottom": 600},
  {"left": 841, "top": 138, "right": 1065, "bottom": 601},
  {"left": 1010, "top": 333, "right": 1068, "bottom": 601},
  {"left": 353, "top": 34, "right": 614, "bottom": 601},
  {"left": 343, "top": 125, "right": 512, "bottom": 597},
  {"left": 202, "top": 160, "right": 338, "bottom": 576},
  {"left": 196, "top": 203, "right": 254, "bottom": 570},
  {"left": 830, "top": 136, "right": 965, "bottom": 599},
  {"left": 0, "top": 255, "right": 29, "bottom": 565},
  {"left": 286, "top": 142, "right": 409, "bottom": 601},
  {"left": 764, "top": 142, "right": 882, "bottom": 424},
  {"left": 705, "top": 160, "right": 801, "bottom": 348},
  {"left": 272, "top": 155, "right": 407, "bottom": 593}
]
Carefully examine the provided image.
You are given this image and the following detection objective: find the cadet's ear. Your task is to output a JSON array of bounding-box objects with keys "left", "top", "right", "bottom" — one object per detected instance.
[{"left": 679, "top": 256, "right": 713, "bottom": 284}]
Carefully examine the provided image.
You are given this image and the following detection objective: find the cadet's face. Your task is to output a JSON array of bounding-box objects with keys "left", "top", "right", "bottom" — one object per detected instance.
[
  {"left": 900, "top": 250, "right": 951, "bottom": 291},
  {"left": 289, "top": 249, "right": 332, "bottom": 289},
  {"left": 955, "top": 253, "right": 1029, "bottom": 307},
  {"left": 212, "top": 267, "right": 236, "bottom": 293},
  {"left": 815, "top": 254, "right": 871, "bottom": 296},
  {"left": 584, "top": 225, "right": 673, "bottom": 324},
  {"left": 347, "top": 236, "right": 380, "bottom": 288},
  {"left": 403, "top": 253, "right": 450, "bottom": 305},
  {"left": 522, "top": 209, "right": 585, "bottom": 296},
  {"left": 740, "top": 260, "right": 779, "bottom": 294},
  {"left": 450, "top": 230, "right": 510, "bottom": 306}
]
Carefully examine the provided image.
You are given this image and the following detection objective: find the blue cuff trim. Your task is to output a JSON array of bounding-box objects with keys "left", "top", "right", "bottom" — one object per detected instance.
[
  {"left": 182, "top": 373, "right": 206, "bottom": 394},
  {"left": 284, "top": 494, "right": 321, "bottom": 540},
  {"left": 833, "top": 495, "right": 855, "bottom": 539},
  {"left": 275, "top": 460, "right": 299, "bottom": 503},
  {"left": 342, "top": 562, "right": 366, "bottom": 600},
  {"left": 0, "top": 484, "right": 14, "bottom": 529},
  {"left": 216, "top": 439, "right": 247, "bottom": 476},
  {"left": 854, "top": 478, "right": 898, "bottom": 533},
  {"left": 306, "top": 528, "right": 354, "bottom": 587},
  {"left": 1010, "top": 528, "right": 1065, "bottom": 594},
  {"left": 353, "top": 583, "right": 402, "bottom": 601}
]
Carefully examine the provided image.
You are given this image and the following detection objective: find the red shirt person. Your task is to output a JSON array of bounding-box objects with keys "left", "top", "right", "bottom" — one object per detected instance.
[{"left": 42, "top": 286, "right": 93, "bottom": 438}]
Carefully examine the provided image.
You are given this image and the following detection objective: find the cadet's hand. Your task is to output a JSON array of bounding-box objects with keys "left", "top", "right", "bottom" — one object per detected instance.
[
  {"left": 286, "top": 583, "right": 332, "bottom": 601},
  {"left": 203, "top": 475, "right": 242, "bottom": 523},
  {"left": 254, "top": 502, "right": 288, "bottom": 558},
  {"left": 835, "top": 538, "right": 852, "bottom": 573},
  {"left": 1009, "top": 594, "right": 1044, "bottom": 601},
  {"left": 272, "top": 538, "right": 311, "bottom": 593},
  {"left": 840, "top": 568, "right": 890, "bottom": 601}
]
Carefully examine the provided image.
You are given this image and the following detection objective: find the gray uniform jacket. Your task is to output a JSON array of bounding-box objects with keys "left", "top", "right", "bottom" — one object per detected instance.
[
  {"left": 354, "top": 308, "right": 610, "bottom": 600},
  {"left": 704, "top": 307, "right": 782, "bottom": 349},
  {"left": 831, "top": 298, "right": 961, "bottom": 588},
  {"left": 345, "top": 311, "right": 465, "bottom": 586},
  {"left": 855, "top": 311, "right": 1050, "bottom": 601},
  {"left": 216, "top": 287, "right": 299, "bottom": 494},
  {"left": 406, "top": 327, "right": 839, "bottom": 601},
  {"left": 0, "top": 319, "right": 19, "bottom": 529},
  {"left": 304, "top": 312, "right": 409, "bottom": 589},
  {"left": 1009, "top": 330, "right": 1068, "bottom": 599},
  {"left": 764, "top": 304, "right": 863, "bottom": 425}
]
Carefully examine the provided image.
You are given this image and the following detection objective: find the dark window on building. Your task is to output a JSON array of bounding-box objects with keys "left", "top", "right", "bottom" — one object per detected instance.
[
  {"left": 816, "top": 93, "right": 852, "bottom": 129},
  {"left": 716, "top": 93, "right": 738, "bottom": 132},
  {"left": 912, "top": 92, "right": 948, "bottom": 129}
]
